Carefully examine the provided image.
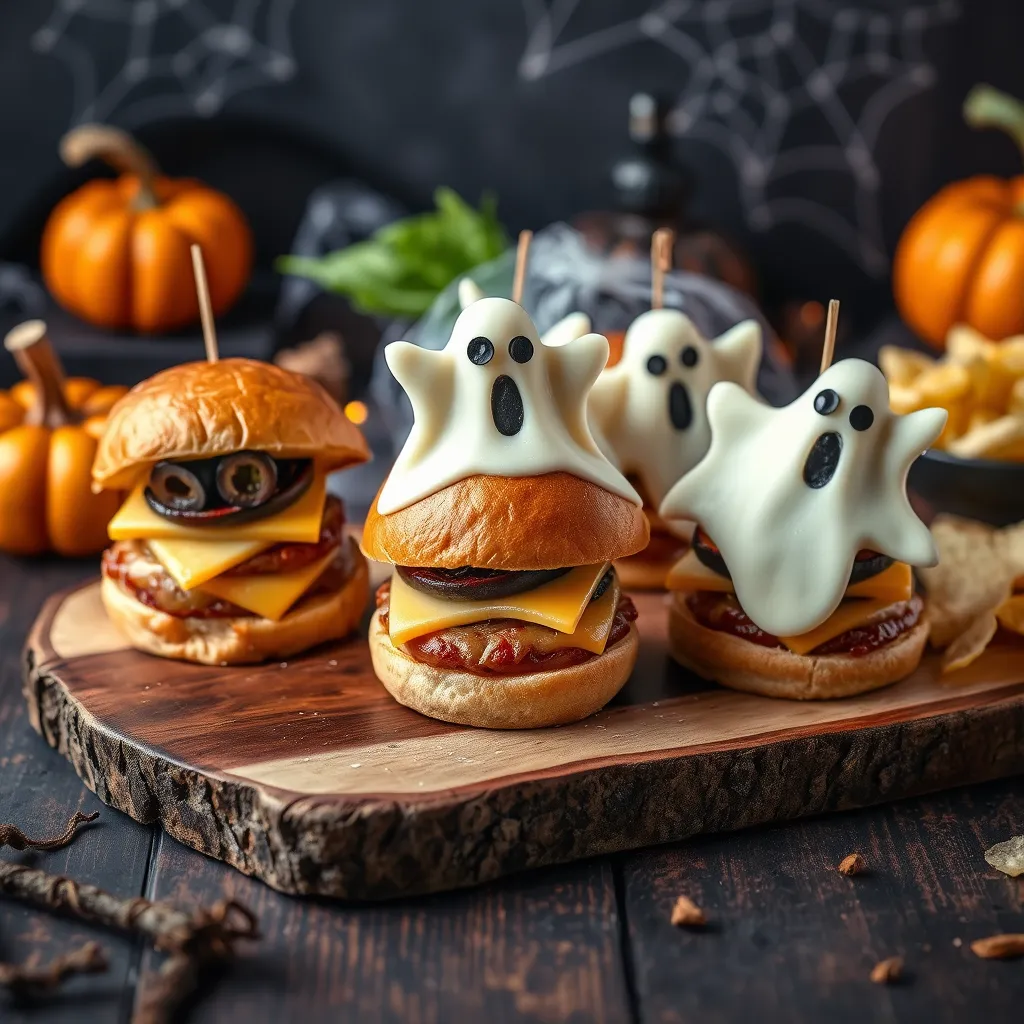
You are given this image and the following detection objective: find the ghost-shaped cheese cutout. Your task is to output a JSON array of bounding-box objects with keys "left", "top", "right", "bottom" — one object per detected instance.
[
  {"left": 377, "top": 297, "right": 642, "bottom": 515},
  {"left": 659, "top": 359, "right": 947, "bottom": 637},
  {"left": 589, "top": 309, "right": 762, "bottom": 506}
]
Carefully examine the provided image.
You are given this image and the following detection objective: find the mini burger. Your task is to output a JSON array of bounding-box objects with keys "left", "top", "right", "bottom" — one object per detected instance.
[
  {"left": 361, "top": 293, "right": 649, "bottom": 728},
  {"left": 92, "top": 358, "right": 370, "bottom": 665},
  {"left": 659, "top": 359, "right": 947, "bottom": 700}
]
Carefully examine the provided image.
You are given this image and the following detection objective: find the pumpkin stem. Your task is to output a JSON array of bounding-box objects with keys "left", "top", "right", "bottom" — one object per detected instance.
[
  {"left": 964, "top": 85, "right": 1024, "bottom": 163},
  {"left": 59, "top": 124, "right": 161, "bottom": 211},
  {"left": 3, "top": 321, "right": 76, "bottom": 428}
]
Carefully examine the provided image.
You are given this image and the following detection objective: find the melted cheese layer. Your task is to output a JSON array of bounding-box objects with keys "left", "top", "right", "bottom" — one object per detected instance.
[{"left": 388, "top": 563, "right": 610, "bottom": 646}]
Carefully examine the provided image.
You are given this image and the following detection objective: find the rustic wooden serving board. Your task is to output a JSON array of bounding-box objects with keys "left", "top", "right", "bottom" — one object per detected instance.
[{"left": 22, "top": 578, "right": 1024, "bottom": 900}]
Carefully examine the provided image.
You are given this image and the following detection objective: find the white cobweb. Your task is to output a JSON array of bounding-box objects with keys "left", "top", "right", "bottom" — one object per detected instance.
[
  {"left": 519, "top": 0, "right": 960, "bottom": 275},
  {"left": 31, "top": 0, "right": 296, "bottom": 127}
]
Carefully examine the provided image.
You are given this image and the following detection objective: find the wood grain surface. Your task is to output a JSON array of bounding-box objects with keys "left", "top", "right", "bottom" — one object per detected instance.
[
  {"left": 2, "top": 553, "right": 1023, "bottom": 1023},
  {"left": 20, "top": 578, "right": 1024, "bottom": 900}
]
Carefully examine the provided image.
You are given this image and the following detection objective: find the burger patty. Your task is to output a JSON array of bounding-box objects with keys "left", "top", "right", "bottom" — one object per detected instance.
[
  {"left": 375, "top": 580, "right": 637, "bottom": 676},
  {"left": 102, "top": 497, "right": 351, "bottom": 619},
  {"left": 685, "top": 591, "right": 924, "bottom": 658}
]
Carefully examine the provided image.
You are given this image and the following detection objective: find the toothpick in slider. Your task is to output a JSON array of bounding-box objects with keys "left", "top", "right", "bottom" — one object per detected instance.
[
  {"left": 819, "top": 298, "right": 840, "bottom": 375},
  {"left": 650, "top": 227, "right": 675, "bottom": 310},
  {"left": 190, "top": 244, "right": 219, "bottom": 364},
  {"left": 511, "top": 230, "right": 533, "bottom": 305}
]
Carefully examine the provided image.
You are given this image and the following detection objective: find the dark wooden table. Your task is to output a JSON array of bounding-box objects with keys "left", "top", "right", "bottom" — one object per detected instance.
[{"left": 1, "top": 554, "right": 1022, "bottom": 1024}]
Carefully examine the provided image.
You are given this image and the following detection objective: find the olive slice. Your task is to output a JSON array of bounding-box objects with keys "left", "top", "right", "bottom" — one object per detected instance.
[
  {"left": 397, "top": 566, "right": 571, "bottom": 601},
  {"left": 216, "top": 451, "right": 277, "bottom": 508},
  {"left": 692, "top": 526, "right": 731, "bottom": 579},
  {"left": 848, "top": 551, "right": 894, "bottom": 585},
  {"left": 147, "top": 461, "right": 207, "bottom": 512}
]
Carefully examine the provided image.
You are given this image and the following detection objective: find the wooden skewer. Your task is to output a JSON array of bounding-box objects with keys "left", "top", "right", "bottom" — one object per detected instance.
[
  {"left": 190, "top": 244, "right": 219, "bottom": 364},
  {"left": 819, "top": 298, "right": 840, "bottom": 374},
  {"left": 511, "top": 230, "right": 533, "bottom": 305},
  {"left": 651, "top": 227, "right": 674, "bottom": 309}
]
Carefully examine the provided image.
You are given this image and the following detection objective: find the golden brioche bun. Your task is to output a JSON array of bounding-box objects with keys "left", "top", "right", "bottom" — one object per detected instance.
[
  {"left": 667, "top": 593, "right": 928, "bottom": 700},
  {"left": 369, "top": 609, "right": 638, "bottom": 727},
  {"left": 361, "top": 472, "right": 649, "bottom": 570},
  {"left": 93, "top": 358, "right": 370, "bottom": 490},
  {"left": 101, "top": 543, "right": 368, "bottom": 665}
]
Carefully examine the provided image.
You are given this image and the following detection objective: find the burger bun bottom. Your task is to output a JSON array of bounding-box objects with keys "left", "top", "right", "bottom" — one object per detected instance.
[
  {"left": 101, "top": 543, "right": 369, "bottom": 666},
  {"left": 668, "top": 593, "right": 928, "bottom": 700},
  {"left": 369, "top": 610, "right": 639, "bottom": 728}
]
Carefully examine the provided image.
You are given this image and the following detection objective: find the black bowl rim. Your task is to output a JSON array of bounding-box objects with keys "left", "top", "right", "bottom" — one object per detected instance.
[{"left": 918, "top": 447, "right": 1024, "bottom": 474}]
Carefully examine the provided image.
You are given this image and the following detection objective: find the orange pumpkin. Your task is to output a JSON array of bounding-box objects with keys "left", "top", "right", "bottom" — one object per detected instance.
[
  {"left": 894, "top": 86, "right": 1024, "bottom": 348},
  {"left": 0, "top": 320, "right": 128, "bottom": 556},
  {"left": 41, "top": 125, "right": 253, "bottom": 334}
]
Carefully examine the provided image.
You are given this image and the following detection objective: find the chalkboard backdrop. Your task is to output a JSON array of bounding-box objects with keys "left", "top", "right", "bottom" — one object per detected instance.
[{"left": 0, "top": 0, "right": 1021, "bottom": 330}]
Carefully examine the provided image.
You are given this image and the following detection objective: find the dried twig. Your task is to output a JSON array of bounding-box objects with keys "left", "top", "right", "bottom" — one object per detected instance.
[
  {"left": 0, "top": 812, "right": 259, "bottom": 1024},
  {"left": 670, "top": 895, "right": 707, "bottom": 927},
  {"left": 0, "top": 941, "right": 108, "bottom": 996},
  {"left": 838, "top": 853, "right": 867, "bottom": 876},
  {"left": 0, "top": 811, "right": 98, "bottom": 852},
  {"left": 971, "top": 934, "right": 1024, "bottom": 960},
  {"left": 870, "top": 956, "right": 904, "bottom": 984}
]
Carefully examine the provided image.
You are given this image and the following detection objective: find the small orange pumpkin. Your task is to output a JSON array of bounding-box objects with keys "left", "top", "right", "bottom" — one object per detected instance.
[
  {"left": 894, "top": 86, "right": 1024, "bottom": 348},
  {"left": 41, "top": 125, "right": 253, "bottom": 334},
  {"left": 0, "top": 320, "right": 128, "bottom": 556}
]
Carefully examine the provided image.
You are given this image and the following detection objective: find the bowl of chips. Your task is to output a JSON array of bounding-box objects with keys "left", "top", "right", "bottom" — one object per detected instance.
[{"left": 881, "top": 327, "right": 1024, "bottom": 526}]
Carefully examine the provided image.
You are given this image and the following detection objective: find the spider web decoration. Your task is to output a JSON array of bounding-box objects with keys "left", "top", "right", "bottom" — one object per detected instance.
[
  {"left": 519, "top": 0, "right": 961, "bottom": 275},
  {"left": 31, "top": 0, "right": 297, "bottom": 127}
]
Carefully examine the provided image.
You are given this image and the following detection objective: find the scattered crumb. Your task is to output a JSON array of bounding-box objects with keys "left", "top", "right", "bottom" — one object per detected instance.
[
  {"left": 670, "top": 895, "right": 706, "bottom": 927},
  {"left": 349, "top": 763, "right": 362, "bottom": 769},
  {"left": 328, "top": 659, "right": 338, "bottom": 668},
  {"left": 838, "top": 853, "right": 867, "bottom": 876},
  {"left": 984, "top": 836, "right": 1024, "bottom": 877},
  {"left": 870, "top": 956, "right": 904, "bottom": 984},
  {"left": 970, "top": 934, "right": 1024, "bottom": 960},
  {"left": 280, "top": 662, "right": 289, "bottom": 669},
  {"left": 953, "top": 937, "right": 962, "bottom": 948},
  {"left": 219, "top": 661, "right": 228, "bottom": 667}
]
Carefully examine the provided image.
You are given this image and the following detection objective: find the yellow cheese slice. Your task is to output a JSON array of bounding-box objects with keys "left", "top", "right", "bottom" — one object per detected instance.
[
  {"left": 780, "top": 598, "right": 895, "bottom": 655},
  {"left": 198, "top": 549, "right": 337, "bottom": 621},
  {"left": 845, "top": 561, "right": 913, "bottom": 602},
  {"left": 388, "top": 562, "right": 611, "bottom": 646},
  {"left": 996, "top": 594, "right": 1024, "bottom": 635},
  {"left": 666, "top": 551, "right": 912, "bottom": 604},
  {"left": 108, "top": 471, "right": 328, "bottom": 544},
  {"left": 549, "top": 575, "right": 619, "bottom": 655},
  {"left": 148, "top": 536, "right": 274, "bottom": 591},
  {"left": 665, "top": 550, "right": 732, "bottom": 593}
]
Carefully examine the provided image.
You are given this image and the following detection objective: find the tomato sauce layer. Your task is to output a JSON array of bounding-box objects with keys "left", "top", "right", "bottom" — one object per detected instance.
[{"left": 686, "top": 592, "right": 923, "bottom": 658}]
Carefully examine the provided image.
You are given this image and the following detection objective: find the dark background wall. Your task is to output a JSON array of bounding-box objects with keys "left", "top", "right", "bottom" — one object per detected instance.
[{"left": 0, "top": 0, "right": 1021, "bottom": 329}]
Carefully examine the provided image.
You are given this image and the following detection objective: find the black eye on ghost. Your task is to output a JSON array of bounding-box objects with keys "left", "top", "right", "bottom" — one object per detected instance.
[
  {"left": 145, "top": 453, "right": 314, "bottom": 523},
  {"left": 813, "top": 389, "right": 874, "bottom": 431},
  {"left": 680, "top": 345, "right": 699, "bottom": 367},
  {"left": 647, "top": 355, "right": 667, "bottom": 376},
  {"left": 467, "top": 337, "right": 494, "bottom": 365}
]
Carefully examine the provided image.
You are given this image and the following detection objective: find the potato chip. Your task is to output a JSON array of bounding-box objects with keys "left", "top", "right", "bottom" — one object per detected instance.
[
  {"left": 880, "top": 326, "right": 1024, "bottom": 461},
  {"left": 985, "top": 836, "right": 1024, "bottom": 877},
  {"left": 878, "top": 345, "right": 933, "bottom": 387},
  {"left": 918, "top": 515, "right": 1024, "bottom": 670}
]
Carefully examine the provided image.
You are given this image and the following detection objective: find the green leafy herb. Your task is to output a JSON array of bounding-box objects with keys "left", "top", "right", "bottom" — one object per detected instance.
[{"left": 276, "top": 188, "right": 508, "bottom": 318}]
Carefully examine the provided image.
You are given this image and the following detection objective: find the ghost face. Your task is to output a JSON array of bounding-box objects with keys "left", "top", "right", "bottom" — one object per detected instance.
[
  {"left": 659, "top": 359, "right": 947, "bottom": 637},
  {"left": 590, "top": 309, "right": 761, "bottom": 505}
]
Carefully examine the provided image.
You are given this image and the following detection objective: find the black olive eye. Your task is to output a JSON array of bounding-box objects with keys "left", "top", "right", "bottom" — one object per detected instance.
[
  {"left": 149, "top": 462, "right": 206, "bottom": 512},
  {"left": 509, "top": 335, "right": 534, "bottom": 363},
  {"left": 680, "top": 345, "right": 699, "bottom": 367},
  {"left": 467, "top": 337, "right": 494, "bottom": 365},
  {"left": 814, "top": 388, "right": 840, "bottom": 415},
  {"left": 647, "top": 355, "right": 667, "bottom": 376},
  {"left": 850, "top": 405, "right": 874, "bottom": 431},
  {"left": 216, "top": 452, "right": 278, "bottom": 508}
]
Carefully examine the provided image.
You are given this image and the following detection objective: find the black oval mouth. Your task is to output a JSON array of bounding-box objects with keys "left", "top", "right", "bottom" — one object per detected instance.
[
  {"left": 669, "top": 381, "right": 692, "bottom": 431},
  {"left": 803, "top": 432, "right": 842, "bottom": 489},
  {"left": 492, "top": 374, "right": 525, "bottom": 436}
]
